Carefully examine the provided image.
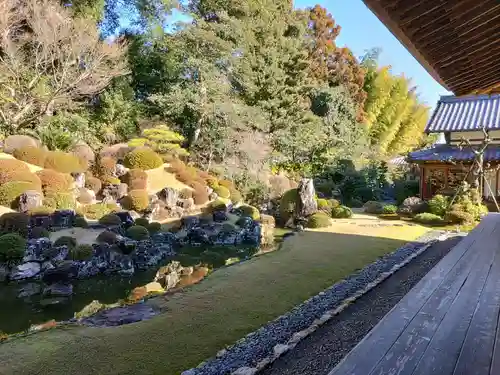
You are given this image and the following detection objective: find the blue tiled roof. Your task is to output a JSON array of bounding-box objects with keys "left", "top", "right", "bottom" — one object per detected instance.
[
  {"left": 426, "top": 95, "right": 500, "bottom": 133},
  {"left": 408, "top": 145, "right": 500, "bottom": 163}
]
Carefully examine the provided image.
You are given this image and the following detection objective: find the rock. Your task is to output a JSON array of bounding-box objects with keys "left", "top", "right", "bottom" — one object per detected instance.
[
  {"left": 178, "top": 198, "right": 195, "bottom": 211},
  {"left": 80, "top": 303, "right": 158, "bottom": 327},
  {"left": 187, "top": 228, "right": 211, "bottom": 246},
  {"left": 159, "top": 187, "right": 179, "bottom": 208},
  {"left": 10, "top": 262, "right": 41, "bottom": 280},
  {"left": 363, "top": 201, "right": 385, "bottom": 214},
  {"left": 42, "top": 261, "right": 78, "bottom": 283},
  {"left": 180, "top": 266, "right": 194, "bottom": 276},
  {"left": 39, "top": 296, "right": 71, "bottom": 307},
  {"left": 70, "top": 142, "right": 95, "bottom": 163},
  {"left": 47, "top": 246, "right": 69, "bottom": 262},
  {"left": 114, "top": 164, "right": 129, "bottom": 178},
  {"left": 154, "top": 261, "right": 183, "bottom": 290},
  {"left": 71, "top": 172, "right": 86, "bottom": 189},
  {"left": 297, "top": 178, "right": 317, "bottom": 217},
  {"left": 25, "top": 238, "right": 52, "bottom": 262},
  {"left": 77, "top": 260, "right": 100, "bottom": 279},
  {"left": 43, "top": 282, "right": 73, "bottom": 297},
  {"left": 3, "top": 135, "right": 40, "bottom": 154},
  {"left": 29, "top": 320, "right": 57, "bottom": 331},
  {"left": 18, "top": 282, "right": 42, "bottom": 298},
  {"left": 209, "top": 192, "right": 218, "bottom": 201},
  {"left": 0, "top": 264, "right": 10, "bottom": 282},
  {"left": 213, "top": 210, "right": 228, "bottom": 222},
  {"left": 77, "top": 187, "right": 95, "bottom": 204},
  {"left": 18, "top": 190, "right": 43, "bottom": 213},
  {"left": 233, "top": 367, "right": 258, "bottom": 375},
  {"left": 99, "top": 143, "right": 130, "bottom": 161},
  {"left": 237, "top": 216, "right": 254, "bottom": 229},
  {"left": 129, "top": 286, "right": 147, "bottom": 302},
  {"left": 75, "top": 300, "right": 105, "bottom": 319},
  {"left": 52, "top": 210, "right": 75, "bottom": 229},
  {"left": 145, "top": 282, "right": 164, "bottom": 294},
  {"left": 398, "top": 196, "right": 426, "bottom": 216},
  {"left": 117, "top": 183, "right": 128, "bottom": 200}
]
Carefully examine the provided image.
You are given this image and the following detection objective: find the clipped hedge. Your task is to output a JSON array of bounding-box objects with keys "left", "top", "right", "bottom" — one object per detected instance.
[
  {"left": 413, "top": 213, "right": 445, "bottom": 225},
  {"left": 44, "top": 192, "right": 76, "bottom": 210},
  {"left": 98, "top": 214, "right": 122, "bottom": 226},
  {"left": 44, "top": 151, "right": 86, "bottom": 173},
  {"left": 0, "top": 158, "right": 30, "bottom": 174},
  {"left": 96, "top": 156, "right": 116, "bottom": 177},
  {"left": 331, "top": 205, "right": 353, "bottom": 218},
  {"left": 68, "top": 244, "right": 94, "bottom": 261},
  {"left": 28, "top": 206, "right": 56, "bottom": 216},
  {"left": 147, "top": 222, "right": 162, "bottom": 234},
  {"left": 129, "top": 179, "right": 148, "bottom": 190},
  {"left": 134, "top": 217, "right": 149, "bottom": 227},
  {"left": 73, "top": 216, "right": 89, "bottom": 228},
  {"left": 126, "top": 225, "right": 150, "bottom": 241},
  {"left": 81, "top": 203, "right": 119, "bottom": 220},
  {"left": 123, "top": 148, "right": 163, "bottom": 170},
  {"left": 445, "top": 210, "right": 474, "bottom": 225},
  {"left": 125, "top": 169, "right": 147, "bottom": 182},
  {"left": 213, "top": 186, "right": 230, "bottom": 199},
  {"left": 54, "top": 236, "right": 77, "bottom": 249},
  {"left": 85, "top": 176, "right": 102, "bottom": 194},
  {"left": 121, "top": 190, "right": 149, "bottom": 212},
  {"left": 0, "top": 212, "right": 30, "bottom": 238},
  {"left": 0, "top": 169, "right": 41, "bottom": 187},
  {"left": 30, "top": 226, "right": 50, "bottom": 239},
  {"left": 307, "top": 212, "right": 331, "bottom": 228},
  {"left": 229, "top": 188, "right": 242, "bottom": 204},
  {"left": 382, "top": 205, "right": 398, "bottom": 214},
  {"left": 192, "top": 183, "right": 209, "bottom": 205},
  {"left": 0, "top": 233, "right": 26, "bottom": 263},
  {"left": 218, "top": 179, "right": 233, "bottom": 189},
  {"left": 240, "top": 205, "right": 260, "bottom": 220},
  {"left": 101, "top": 175, "right": 121, "bottom": 185},
  {"left": 36, "top": 169, "right": 72, "bottom": 193},
  {"left": 0, "top": 181, "right": 41, "bottom": 209},
  {"left": 96, "top": 230, "right": 119, "bottom": 245},
  {"left": 13, "top": 146, "right": 46, "bottom": 167}
]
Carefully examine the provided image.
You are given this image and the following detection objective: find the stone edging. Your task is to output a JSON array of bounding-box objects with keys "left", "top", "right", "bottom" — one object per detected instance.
[{"left": 183, "top": 230, "right": 455, "bottom": 375}]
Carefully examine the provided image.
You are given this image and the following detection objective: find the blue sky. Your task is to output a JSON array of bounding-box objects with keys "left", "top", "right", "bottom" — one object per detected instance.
[{"left": 294, "top": 0, "right": 451, "bottom": 107}]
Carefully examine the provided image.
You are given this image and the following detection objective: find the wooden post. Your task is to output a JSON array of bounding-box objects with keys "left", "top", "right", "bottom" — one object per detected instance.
[{"left": 420, "top": 166, "right": 426, "bottom": 199}]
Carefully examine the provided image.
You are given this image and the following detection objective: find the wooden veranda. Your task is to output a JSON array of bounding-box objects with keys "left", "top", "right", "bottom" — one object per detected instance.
[{"left": 330, "top": 214, "right": 500, "bottom": 375}]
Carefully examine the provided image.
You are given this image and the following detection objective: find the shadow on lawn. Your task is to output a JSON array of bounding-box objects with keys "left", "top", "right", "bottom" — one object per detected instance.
[{"left": 0, "top": 230, "right": 446, "bottom": 375}]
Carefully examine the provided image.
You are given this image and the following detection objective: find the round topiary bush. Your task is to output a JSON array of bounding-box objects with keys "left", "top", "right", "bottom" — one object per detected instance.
[
  {"left": 0, "top": 212, "right": 30, "bottom": 238},
  {"left": 126, "top": 225, "right": 150, "bottom": 241},
  {"left": 36, "top": 169, "right": 72, "bottom": 193},
  {"left": 0, "top": 181, "right": 41, "bottom": 209},
  {"left": 98, "top": 214, "right": 122, "bottom": 226},
  {"left": 0, "top": 169, "right": 41, "bottom": 187},
  {"left": 81, "top": 203, "right": 118, "bottom": 220},
  {"left": 192, "top": 183, "right": 209, "bottom": 205},
  {"left": 218, "top": 179, "right": 233, "bottom": 189},
  {"left": 445, "top": 210, "right": 474, "bottom": 225},
  {"left": 200, "top": 250, "right": 226, "bottom": 268},
  {"left": 13, "top": 146, "right": 46, "bottom": 167},
  {"left": 68, "top": 244, "right": 94, "bottom": 261},
  {"left": 121, "top": 190, "right": 149, "bottom": 212},
  {"left": 123, "top": 148, "right": 163, "bottom": 170},
  {"left": 125, "top": 169, "right": 147, "bottom": 183},
  {"left": 428, "top": 194, "right": 449, "bottom": 217},
  {"left": 128, "top": 179, "right": 147, "bottom": 190},
  {"left": 382, "top": 205, "right": 398, "bottom": 214},
  {"left": 53, "top": 236, "right": 77, "bottom": 249},
  {"left": 317, "top": 198, "right": 329, "bottom": 209},
  {"left": 213, "top": 186, "right": 230, "bottom": 199},
  {"left": 134, "top": 217, "right": 149, "bottom": 227},
  {"left": 229, "top": 188, "right": 242, "bottom": 204},
  {"left": 331, "top": 205, "right": 353, "bottom": 218},
  {"left": 413, "top": 213, "right": 444, "bottom": 225},
  {"left": 240, "top": 205, "right": 260, "bottom": 220},
  {"left": 74, "top": 216, "right": 89, "bottom": 228},
  {"left": 95, "top": 156, "right": 116, "bottom": 177},
  {"left": 207, "top": 198, "right": 228, "bottom": 213},
  {"left": 30, "top": 227, "right": 50, "bottom": 239},
  {"left": 280, "top": 188, "right": 298, "bottom": 223},
  {"left": 43, "top": 192, "right": 76, "bottom": 210},
  {"left": 70, "top": 142, "right": 95, "bottom": 164},
  {"left": 205, "top": 176, "right": 218, "bottom": 188},
  {"left": 96, "top": 230, "right": 119, "bottom": 245},
  {"left": 44, "top": 151, "right": 86, "bottom": 173},
  {"left": 85, "top": 176, "right": 102, "bottom": 194},
  {"left": 307, "top": 212, "right": 331, "bottom": 228},
  {"left": 147, "top": 222, "right": 161, "bottom": 234},
  {"left": 0, "top": 158, "right": 30, "bottom": 174},
  {"left": 0, "top": 233, "right": 26, "bottom": 263}
]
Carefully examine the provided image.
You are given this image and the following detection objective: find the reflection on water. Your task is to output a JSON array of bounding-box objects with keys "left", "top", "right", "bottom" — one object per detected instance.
[{"left": 0, "top": 245, "right": 258, "bottom": 334}]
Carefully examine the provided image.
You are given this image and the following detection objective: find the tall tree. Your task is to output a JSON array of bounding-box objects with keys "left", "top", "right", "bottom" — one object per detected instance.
[
  {"left": 363, "top": 66, "right": 393, "bottom": 130},
  {"left": 387, "top": 103, "right": 430, "bottom": 155}
]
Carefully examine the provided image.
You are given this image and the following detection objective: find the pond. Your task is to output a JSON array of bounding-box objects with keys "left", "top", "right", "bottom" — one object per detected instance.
[{"left": 0, "top": 245, "right": 259, "bottom": 334}]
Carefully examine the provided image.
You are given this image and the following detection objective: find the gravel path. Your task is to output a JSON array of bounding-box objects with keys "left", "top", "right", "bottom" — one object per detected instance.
[{"left": 261, "top": 236, "right": 462, "bottom": 375}]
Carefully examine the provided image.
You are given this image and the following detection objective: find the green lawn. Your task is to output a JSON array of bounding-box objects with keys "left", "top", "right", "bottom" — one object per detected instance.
[{"left": 0, "top": 225, "right": 428, "bottom": 375}]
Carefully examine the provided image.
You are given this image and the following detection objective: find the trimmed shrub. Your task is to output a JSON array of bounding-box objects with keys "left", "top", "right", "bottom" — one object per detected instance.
[
  {"left": 413, "top": 213, "right": 445, "bottom": 225},
  {"left": 0, "top": 233, "right": 26, "bottom": 263},
  {"left": 193, "top": 186, "right": 209, "bottom": 205},
  {"left": 123, "top": 148, "right": 163, "bottom": 170},
  {"left": 229, "top": 188, "right": 242, "bottom": 204},
  {"left": 126, "top": 225, "right": 150, "bottom": 241},
  {"left": 240, "top": 205, "right": 260, "bottom": 220},
  {"left": 68, "top": 244, "right": 94, "bottom": 261},
  {"left": 125, "top": 169, "right": 147, "bottom": 183},
  {"left": 200, "top": 251, "right": 226, "bottom": 268},
  {"left": 445, "top": 210, "right": 474, "bottom": 225},
  {"left": 0, "top": 159, "right": 30, "bottom": 174},
  {"left": 206, "top": 176, "right": 219, "bottom": 188},
  {"left": 317, "top": 198, "right": 329, "bottom": 209},
  {"left": 0, "top": 212, "right": 30, "bottom": 238},
  {"left": 363, "top": 201, "right": 385, "bottom": 214},
  {"left": 207, "top": 198, "right": 228, "bottom": 213},
  {"left": 382, "top": 205, "right": 398, "bottom": 214},
  {"left": 307, "top": 212, "right": 331, "bottom": 228},
  {"left": 100, "top": 175, "right": 121, "bottom": 185},
  {"left": 428, "top": 194, "right": 449, "bottom": 217},
  {"left": 280, "top": 188, "right": 298, "bottom": 223},
  {"left": 175, "top": 169, "right": 195, "bottom": 185},
  {"left": 96, "top": 230, "right": 119, "bottom": 245},
  {"left": 30, "top": 226, "right": 50, "bottom": 239},
  {"left": 85, "top": 177, "right": 102, "bottom": 194},
  {"left": 328, "top": 199, "right": 340, "bottom": 208},
  {"left": 128, "top": 178, "right": 148, "bottom": 190},
  {"left": 134, "top": 218, "right": 149, "bottom": 227},
  {"left": 70, "top": 142, "right": 95, "bottom": 164},
  {"left": 74, "top": 216, "right": 89, "bottom": 228},
  {"left": 121, "top": 190, "right": 149, "bottom": 212},
  {"left": 28, "top": 206, "right": 55, "bottom": 215},
  {"left": 98, "top": 214, "right": 122, "bottom": 226},
  {"left": 44, "top": 151, "right": 86, "bottom": 173},
  {"left": 331, "top": 205, "right": 353, "bottom": 218},
  {"left": 36, "top": 169, "right": 72, "bottom": 193},
  {"left": 180, "top": 188, "right": 193, "bottom": 199},
  {"left": 218, "top": 179, "right": 233, "bottom": 189},
  {"left": 0, "top": 181, "right": 41, "bottom": 209},
  {"left": 53, "top": 236, "right": 77, "bottom": 249},
  {"left": 147, "top": 222, "right": 162, "bottom": 234},
  {"left": 95, "top": 156, "right": 116, "bottom": 177},
  {"left": 0, "top": 169, "right": 41, "bottom": 187},
  {"left": 77, "top": 188, "right": 93, "bottom": 204},
  {"left": 43, "top": 192, "right": 76, "bottom": 210},
  {"left": 13, "top": 146, "right": 46, "bottom": 167},
  {"left": 379, "top": 213, "right": 401, "bottom": 220}
]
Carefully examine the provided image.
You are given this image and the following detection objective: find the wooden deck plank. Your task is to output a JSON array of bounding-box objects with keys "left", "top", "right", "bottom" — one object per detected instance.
[
  {"left": 329, "top": 215, "right": 498, "bottom": 375},
  {"left": 452, "top": 222, "right": 500, "bottom": 375},
  {"left": 410, "top": 223, "right": 499, "bottom": 375}
]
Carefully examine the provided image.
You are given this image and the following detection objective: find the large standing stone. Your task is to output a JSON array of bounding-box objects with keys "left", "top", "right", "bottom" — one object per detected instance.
[
  {"left": 159, "top": 187, "right": 179, "bottom": 208},
  {"left": 297, "top": 178, "right": 317, "bottom": 218},
  {"left": 10, "top": 262, "right": 41, "bottom": 280},
  {"left": 18, "top": 190, "right": 43, "bottom": 213},
  {"left": 154, "top": 261, "right": 183, "bottom": 290}
]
